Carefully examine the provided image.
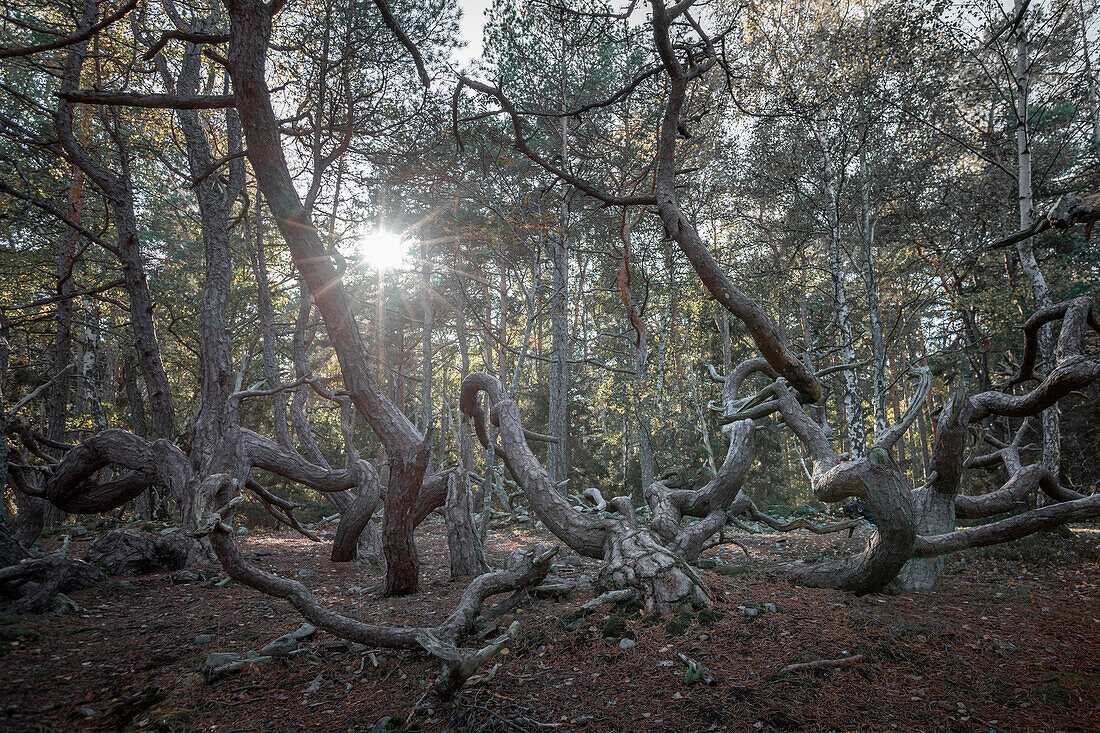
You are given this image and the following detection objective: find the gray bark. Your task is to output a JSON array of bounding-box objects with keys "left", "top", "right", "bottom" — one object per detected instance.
[
  {"left": 817, "top": 131, "right": 865, "bottom": 457},
  {"left": 548, "top": 172, "right": 570, "bottom": 486},
  {"left": 618, "top": 212, "right": 655, "bottom": 493},
  {"left": 463, "top": 373, "right": 711, "bottom": 614}
]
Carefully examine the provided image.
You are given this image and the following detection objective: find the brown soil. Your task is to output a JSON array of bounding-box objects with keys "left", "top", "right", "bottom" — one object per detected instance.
[{"left": 2, "top": 518, "right": 1098, "bottom": 732}]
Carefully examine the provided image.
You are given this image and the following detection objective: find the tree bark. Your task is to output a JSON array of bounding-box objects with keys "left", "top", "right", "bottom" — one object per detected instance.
[
  {"left": 893, "top": 391, "right": 968, "bottom": 592},
  {"left": 548, "top": 161, "right": 570, "bottom": 487},
  {"left": 1012, "top": 0, "right": 1060, "bottom": 482},
  {"left": 462, "top": 372, "right": 711, "bottom": 614},
  {"left": 223, "top": 0, "right": 429, "bottom": 595},
  {"left": 55, "top": 6, "right": 176, "bottom": 444},
  {"left": 617, "top": 210, "right": 655, "bottom": 494},
  {"left": 817, "top": 130, "right": 865, "bottom": 457},
  {"left": 249, "top": 191, "right": 293, "bottom": 449}
]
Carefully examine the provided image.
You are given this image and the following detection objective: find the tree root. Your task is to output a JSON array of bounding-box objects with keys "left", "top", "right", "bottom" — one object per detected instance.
[{"left": 0, "top": 535, "right": 104, "bottom": 613}]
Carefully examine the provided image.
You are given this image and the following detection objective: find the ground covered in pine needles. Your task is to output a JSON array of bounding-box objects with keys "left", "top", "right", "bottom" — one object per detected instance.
[{"left": 2, "top": 517, "right": 1098, "bottom": 732}]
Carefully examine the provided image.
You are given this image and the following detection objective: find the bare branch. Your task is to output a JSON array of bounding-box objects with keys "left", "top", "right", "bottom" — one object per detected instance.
[
  {"left": 54, "top": 91, "right": 236, "bottom": 109},
  {"left": 0, "top": 0, "right": 138, "bottom": 59}
]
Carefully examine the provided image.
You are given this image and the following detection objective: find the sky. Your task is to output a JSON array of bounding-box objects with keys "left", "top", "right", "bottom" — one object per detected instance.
[{"left": 453, "top": 0, "right": 493, "bottom": 67}]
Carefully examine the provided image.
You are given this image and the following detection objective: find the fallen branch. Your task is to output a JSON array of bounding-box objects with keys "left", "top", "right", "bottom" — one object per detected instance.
[
  {"left": 579, "top": 588, "right": 637, "bottom": 612},
  {"left": 676, "top": 652, "right": 716, "bottom": 685},
  {"left": 747, "top": 507, "right": 861, "bottom": 536},
  {"left": 778, "top": 654, "right": 867, "bottom": 675}
]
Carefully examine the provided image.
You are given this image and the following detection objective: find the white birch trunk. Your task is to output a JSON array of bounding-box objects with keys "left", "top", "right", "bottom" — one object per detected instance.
[{"left": 1012, "top": 1, "right": 1060, "bottom": 481}]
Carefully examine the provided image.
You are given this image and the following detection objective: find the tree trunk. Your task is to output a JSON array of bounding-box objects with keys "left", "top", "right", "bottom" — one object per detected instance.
[
  {"left": 249, "top": 190, "right": 292, "bottom": 449},
  {"left": 445, "top": 467, "right": 489, "bottom": 577},
  {"left": 1012, "top": 0, "right": 1060, "bottom": 482},
  {"left": 548, "top": 143, "right": 570, "bottom": 488},
  {"left": 1083, "top": 0, "right": 1100, "bottom": 146},
  {"left": 224, "top": 0, "right": 430, "bottom": 595},
  {"left": 893, "top": 393, "right": 968, "bottom": 592},
  {"left": 175, "top": 34, "right": 246, "bottom": 534},
  {"left": 617, "top": 211, "right": 655, "bottom": 495},
  {"left": 819, "top": 135, "right": 865, "bottom": 457},
  {"left": 420, "top": 236, "right": 433, "bottom": 437},
  {"left": 858, "top": 153, "right": 887, "bottom": 437},
  {"left": 463, "top": 373, "right": 711, "bottom": 614}
]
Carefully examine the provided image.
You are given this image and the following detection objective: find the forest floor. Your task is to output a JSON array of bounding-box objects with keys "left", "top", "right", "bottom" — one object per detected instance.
[{"left": 1, "top": 516, "right": 1098, "bottom": 732}]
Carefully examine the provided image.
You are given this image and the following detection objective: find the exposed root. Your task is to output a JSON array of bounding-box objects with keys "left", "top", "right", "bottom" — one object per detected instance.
[
  {"left": 579, "top": 588, "right": 637, "bottom": 612},
  {"left": 0, "top": 534, "right": 104, "bottom": 613}
]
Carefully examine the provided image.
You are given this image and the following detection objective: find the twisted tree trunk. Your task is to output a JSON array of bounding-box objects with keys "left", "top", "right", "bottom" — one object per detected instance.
[
  {"left": 224, "top": 0, "right": 430, "bottom": 595},
  {"left": 462, "top": 372, "right": 711, "bottom": 614}
]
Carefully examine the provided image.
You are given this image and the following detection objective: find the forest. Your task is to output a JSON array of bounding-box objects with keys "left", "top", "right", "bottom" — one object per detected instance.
[{"left": 1, "top": 0, "right": 1099, "bottom": 730}]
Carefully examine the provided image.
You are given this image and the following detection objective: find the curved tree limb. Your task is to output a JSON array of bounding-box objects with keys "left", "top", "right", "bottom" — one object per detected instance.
[{"left": 914, "top": 493, "right": 1100, "bottom": 557}]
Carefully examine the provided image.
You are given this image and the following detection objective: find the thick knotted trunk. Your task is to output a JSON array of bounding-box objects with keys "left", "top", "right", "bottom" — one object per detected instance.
[
  {"left": 647, "top": 418, "right": 754, "bottom": 563},
  {"left": 893, "top": 392, "right": 968, "bottom": 592},
  {"left": 462, "top": 373, "right": 710, "bottom": 613},
  {"left": 898, "top": 298, "right": 1100, "bottom": 588},
  {"left": 768, "top": 367, "right": 928, "bottom": 594},
  {"left": 444, "top": 468, "right": 489, "bottom": 577},
  {"left": 891, "top": 484, "right": 953, "bottom": 593},
  {"left": 601, "top": 526, "right": 712, "bottom": 614}
]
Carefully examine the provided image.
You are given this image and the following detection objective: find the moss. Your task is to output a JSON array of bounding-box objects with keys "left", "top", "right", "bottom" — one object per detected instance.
[
  {"left": 1031, "top": 680, "right": 1072, "bottom": 710},
  {"left": 696, "top": 609, "right": 721, "bottom": 626},
  {"left": 793, "top": 503, "right": 820, "bottom": 517},
  {"left": 716, "top": 565, "right": 756, "bottom": 577},
  {"left": 765, "top": 504, "right": 793, "bottom": 518},
  {"left": 602, "top": 615, "right": 628, "bottom": 638},
  {"left": 664, "top": 612, "right": 694, "bottom": 637}
]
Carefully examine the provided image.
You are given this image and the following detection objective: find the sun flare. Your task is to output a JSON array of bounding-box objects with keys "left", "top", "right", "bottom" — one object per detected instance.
[{"left": 356, "top": 228, "right": 408, "bottom": 272}]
